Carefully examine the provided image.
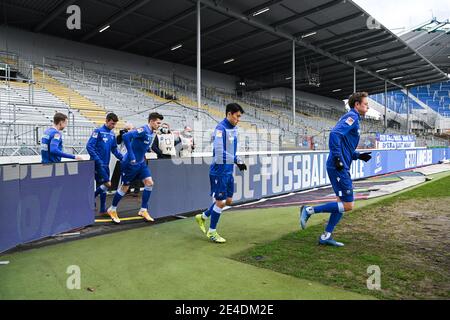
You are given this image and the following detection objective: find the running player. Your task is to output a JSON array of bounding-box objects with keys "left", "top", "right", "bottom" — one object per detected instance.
[
  {"left": 106, "top": 112, "right": 163, "bottom": 224},
  {"left": 195, "top": 103, "right": 247, "bottom": 243},
  {"left": 300, "top": 92, "right": 372, "bottom": 246},
  {"left": 86, "top": 112, "right": 123, "bottom": 216},
  {"left": 41, "top": 112, "right": 83, "bottom": 163}
]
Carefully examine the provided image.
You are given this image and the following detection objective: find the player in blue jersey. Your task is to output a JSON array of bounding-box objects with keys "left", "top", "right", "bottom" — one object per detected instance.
[
  {"left": 41, "top": 112, "right": 83, "bottom": 163},
  {"left": 106, "top": 112, "right": 163, "bottom": 224},
  {"left": 86, "top": 113, "right": 123, "bottom": 217},
  {"left": 300, "top": 92, "right": 372, "bottom": 247},
  {"left": 195, "top": 103, "right": 247, "bottom": 243}
]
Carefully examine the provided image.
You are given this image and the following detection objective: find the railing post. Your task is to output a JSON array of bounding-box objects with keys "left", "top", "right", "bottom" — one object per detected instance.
[
  {"left": 13, "top": 104, "right": 17, "bottom": 139},
  {"left": 35, "top": 126, "right": 39, "bottom": 145},
  {"left": 42, "top": 57, "right": 45, "bottom": 89}
]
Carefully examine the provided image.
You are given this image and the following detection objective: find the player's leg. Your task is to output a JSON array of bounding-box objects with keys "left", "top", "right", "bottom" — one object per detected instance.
[
  {"left": 300, "top": 168, "right": 351, "bottom": 246},
  {"left": 207, "top": 198, "right": 226, "bottom": 243},
  {"left": 195, "top": 174, "right": 219, "bottom": 233},
  {"left": 317, "top": 198, "right": 352, "bottom": 247},
  {"left": 207, "top": 175, "right": 233, "bottom": 243},
  {"left": 107, "top": 164, "right": 134, "bottom": 223},
  {"left": 94, "top": 165, "right": 107, "bottom": 202},
  {"left": 319, "top": 170, "right": 353, "bottom": 246},
  {"left": 196, "top": 175, "right": 228, "bottom": 242},
  {"left": 300, "top": 168, "right": 342, "bottom": 229},
  {"left": 325, "top": 198, "right": 353, "bottom": 233},
  {"left": 98, "top": 166, "right": 111, "bottom": 214},
  {"left": 138, "top": 172, "right": 154, "bottom": 222},
  {"left": 196, "top": 202, "right": 214, "bottom": 234},
  {"left": 98, "top": 181, "right": 111, "bottom": 214}
]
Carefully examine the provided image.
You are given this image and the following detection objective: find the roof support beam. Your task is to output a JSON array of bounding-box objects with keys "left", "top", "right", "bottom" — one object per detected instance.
[
  {"left": 34, "top": 0, "right": 76, "bottom": 32},
  {"left": 196, "top": 0, "right": 406, "bottom": 89},
  {"left": 154, "top": 0, "right": 285, "bottom": 59},
  {"left": 227, "top": 32, "right": 388, "bottom": 76},
  {"left": 238, "top": 35, "right": 397, "bottom": 78},
  {"left": 120, "top": 5, "right": 198, "bottom": 50},
  {"left": 272, "top": 0, "right": 344, "bottom": 28},
  {"left": 196, "top": 0, "right": 348, "bottom": 61},
  {"left": 81, "top": 0, "right": 153, "bottom": 42},
  {"left": 204, "top": 38, "right": 288, "bottom": 69},
  {"left": 294, "top": 12, "right": 363, "bottom": 37}
]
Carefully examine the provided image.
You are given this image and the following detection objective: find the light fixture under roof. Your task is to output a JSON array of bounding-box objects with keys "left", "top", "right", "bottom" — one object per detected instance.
[
  {"left": 223, "top": 58, "right": 235, "bottom": 64},
  {"left": 252, "top": 7, "right": 270, "bottom": 16},
  {"left": 171, "top": 44, "right": 183, "bottom": 51},
  {"left": 285, "top": 77, "right": 292, "bottom": 80},
  {"left": 392, "top": 76, "right": 404, "bottom": 80},
  {"left": 301, "top": 32, "right": 317, "bottom": 39},
  {"left": 332, "top": 89, "right": 342, "bottom": 92},
  {"left": 376, "top": 68, "right": 388, "bottom": 72},
  {"left": 355, "top": 58, "right": 368, "bottom": 63},
  {"left": 99, "top": 25, "right": 110, "bottom": 33},
  {"left": 406, "top": 83, "right": 416, "bottom": 87}
]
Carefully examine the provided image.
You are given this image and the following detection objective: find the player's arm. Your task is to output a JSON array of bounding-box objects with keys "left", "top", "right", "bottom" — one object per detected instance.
[
  {"left": 174, "top": 135, "right": 181, "bottom": 146},
  {"left": 151, "top": 135, "right": 163, "bottom": 157},
  {"left": 233, "top": 134, "right": 247, "bottom": 171},
  {"left": 122, "top": 130, "right": 139, "bottom": 162},
  {"left": 213, "top": 127, "right": 234, "bottom": 165},
  {"left": 86, "top": 129, "right": 103, "bottom": 165},
  {"left": 49, "top": 135, "right": 76, "bottom": 160},
  {"left": 111, "top": 136, "right": 123, "bottom": 161},
  {"left": 352, "top": 150, "right": 361, "bottom": 160},
  {"left": 329, "top": 115, "right": 358, "bottom": 169}
]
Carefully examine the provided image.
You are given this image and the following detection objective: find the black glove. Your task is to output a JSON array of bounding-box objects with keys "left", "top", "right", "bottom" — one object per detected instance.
[
  {"left": 236, "top": 162, "right": 247, "bottom": 171},
  {"left": 359, "top": 152, "right": 372, "bottom": 162},
  {"left": 334, "top": 157, "right": 344, "bottom": 171}
]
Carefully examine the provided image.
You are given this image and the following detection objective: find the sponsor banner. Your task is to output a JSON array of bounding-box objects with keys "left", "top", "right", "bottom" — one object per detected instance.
[
  {"left": 1, "top": 148, "right": 448, "bottom": 252},
  {"left": 376, "top": 134, "right": 416, "bottom": 149},
  {"left": 232, "top": 148, "right": 446, "bottom": 202},
  {"left": 0, "top": 161, "right": 95, "bottom": 253}
]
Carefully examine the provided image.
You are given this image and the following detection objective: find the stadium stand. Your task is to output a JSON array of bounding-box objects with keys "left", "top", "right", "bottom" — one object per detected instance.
[
  {"left": 371, "top": 81, "right": 450, "bottom": 117},
  {"left": 0, "top": 2, "right": 449, "bottom": 156}
]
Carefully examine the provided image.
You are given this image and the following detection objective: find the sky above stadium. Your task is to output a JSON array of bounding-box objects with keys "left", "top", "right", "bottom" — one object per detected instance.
[{"left": 354, "top": 0, "right": 450, "bottom": 34}]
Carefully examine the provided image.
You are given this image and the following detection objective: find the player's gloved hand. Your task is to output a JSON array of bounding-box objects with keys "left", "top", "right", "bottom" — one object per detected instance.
[
  {"left": 334, "top": 157, "right": 344, "bottom": 171},
  {"left": 358, "top": 152, "right": 372, "bottom": 162},
  {"left": 236, "top": 162, "right": 247, "bottom": 171}
]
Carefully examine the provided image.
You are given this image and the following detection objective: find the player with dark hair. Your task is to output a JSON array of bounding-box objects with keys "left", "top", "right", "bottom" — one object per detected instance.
[
  {"left": 300, "top": 92, "right": 372, "bottom": 247},
  {"left": 86, "top": 112, "right": 123, "bottom": 216},
  {"left": 41, "top": 112, "right": 83, "bottom": 163},
  {"left": 195, "top": 103, "right": 247, "bottom": 243},
  {"left": 106, "top": 112, "right": 163, "bottom": 224}
]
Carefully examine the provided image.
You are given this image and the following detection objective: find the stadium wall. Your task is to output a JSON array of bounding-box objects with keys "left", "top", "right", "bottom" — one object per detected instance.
[
  {"left": 0, "top": 26, "right": 237, "bottom": 91},
  {"left": 1, "top": 148, "right": 449, "bottom": 253}
]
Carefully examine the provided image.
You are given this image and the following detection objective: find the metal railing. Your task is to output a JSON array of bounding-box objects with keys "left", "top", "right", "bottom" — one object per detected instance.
[{"left": 2, "top": 52, "right": 449, "bottom": 155}]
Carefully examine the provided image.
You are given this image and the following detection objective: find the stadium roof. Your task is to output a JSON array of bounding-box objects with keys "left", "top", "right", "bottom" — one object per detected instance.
[
  {"left": 1, "top": 0, "right": 449, "bottom": 99},
  {"left": 401, "top": 19, "right": 450, "bottom": 75}
]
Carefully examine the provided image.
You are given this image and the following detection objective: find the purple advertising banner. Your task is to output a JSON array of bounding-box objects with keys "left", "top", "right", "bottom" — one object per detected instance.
[
  {"left": 0, "top": 164, "right": 21, "bottom": 253},
  {"left": 0, "top": 161, "right": 95, "bottom": 253},
  {"left": 1, "top": 148, "right": 449, "bottom": 253}
]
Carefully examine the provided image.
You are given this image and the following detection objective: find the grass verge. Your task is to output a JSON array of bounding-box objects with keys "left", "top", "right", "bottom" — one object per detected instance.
[{"left": 232, "top": 174, "right": 450, "bottom": 299}]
